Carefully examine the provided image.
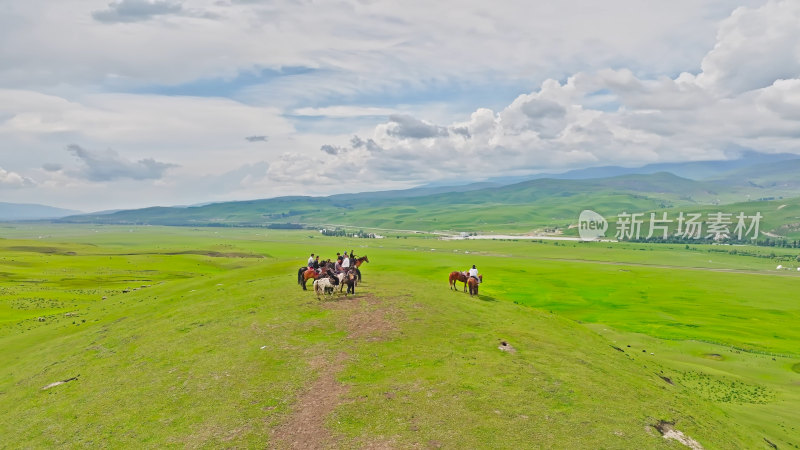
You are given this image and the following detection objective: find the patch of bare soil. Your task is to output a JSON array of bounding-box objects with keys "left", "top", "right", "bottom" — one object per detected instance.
[
  {"left": 654, "top": 421, "right": 704, "bottom": 450},
  {"left": 346, "top": 295, "right": 401, "bottom": 342},
  {"left": 319, "top": 294, "right": 401, "bottom": 342},
  {"left": 272, "top": 294, "right": 403, "bottom": 448},
  {"left": 272, "top": 353, "right": 350, "bottom": 449},
  {"left": 498, "top": 340, "right": 516, "bottom": 353}
]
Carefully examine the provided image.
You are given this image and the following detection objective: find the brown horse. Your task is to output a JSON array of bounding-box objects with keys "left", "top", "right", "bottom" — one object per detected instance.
[
  {"left": 449, "top": 271, "right": 469, "bottom": 292},
  {"left": 297, "top": 267, "right": 320, "bottom": 290},
  {"left": 353, "top": 255, "right": 369, "bottom": 281},
  {"left": 467, "top": 276, "right": 481, "bottom": 296}
]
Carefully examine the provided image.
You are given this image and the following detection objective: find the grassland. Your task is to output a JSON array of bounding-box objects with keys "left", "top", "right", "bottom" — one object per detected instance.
[{"left": 1, "top": 225, "right": 798, "bottom": 448}]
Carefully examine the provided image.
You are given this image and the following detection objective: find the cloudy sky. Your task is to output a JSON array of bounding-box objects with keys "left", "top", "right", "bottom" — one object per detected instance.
[{"left": 1, "top": 0, "right": 799, "bottom": 211}]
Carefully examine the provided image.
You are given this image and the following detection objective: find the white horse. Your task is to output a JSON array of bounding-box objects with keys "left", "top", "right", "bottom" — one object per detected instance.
[{"left": 313, "top": 277, "right": 335, "bottom": 298}]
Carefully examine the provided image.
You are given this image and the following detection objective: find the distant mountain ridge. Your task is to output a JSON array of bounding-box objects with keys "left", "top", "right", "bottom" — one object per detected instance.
[
  {"left": 56, "top": 154, "right": 800, "bottom": 239},
  {"left": 0, "top": 202, "right": 81, "bottom": 221}
]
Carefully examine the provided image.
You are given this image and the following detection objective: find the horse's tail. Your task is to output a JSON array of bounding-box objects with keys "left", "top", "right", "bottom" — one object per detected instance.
[{"left": 297, "top": 267, "right": 304, "bottom": 285}]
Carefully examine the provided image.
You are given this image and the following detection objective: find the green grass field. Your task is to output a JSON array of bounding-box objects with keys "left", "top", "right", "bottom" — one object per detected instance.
[{"left": 1, "top": 224, "right": 798, "bottom": 448}]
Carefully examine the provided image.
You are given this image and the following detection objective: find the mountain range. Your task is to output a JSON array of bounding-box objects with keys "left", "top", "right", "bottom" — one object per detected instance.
[
  {"left": 0, "top": 202, "right": 81, "bottom": 222},
  {"left": 40, "top": 154, "right": 799, "bottom": 240}
]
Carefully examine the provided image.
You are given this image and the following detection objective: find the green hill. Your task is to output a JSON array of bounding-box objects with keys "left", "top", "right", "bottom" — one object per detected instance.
[
  {"left": 56, "top": 173, "right": 711, "bottom": 229},
  {"left": 58, "top": 164, "right": 800, "bottom": 237}
]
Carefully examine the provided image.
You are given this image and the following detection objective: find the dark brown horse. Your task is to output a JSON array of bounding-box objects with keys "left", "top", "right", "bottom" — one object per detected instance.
[
  {"left": 343, "top": 270, "right": 357, "bottom": 296},
  {"left": 449, "top": 271, "right": 469, "bottom": 292}
]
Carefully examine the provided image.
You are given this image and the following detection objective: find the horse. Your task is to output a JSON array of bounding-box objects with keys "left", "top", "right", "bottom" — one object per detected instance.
[
  {"left": 353, "top": 255, "right": 369, "bottom": 281},
  {"left": 467, "top": 276, "right": 482, "bottom": 296},
  {"left": 313, "top": 277, "right": 335, "bottom": 298},
  {"left": 343, "top": 270, "right": 357, "bottom": 296},
  {"left": 297, "top": 267, "right": 321, "bottom": 290},
  {"left": 449, "top": 271, "right": 469, "bottom": 292},
  {"left": 334, "top": 272, "right": 347, "bottom": 292}
]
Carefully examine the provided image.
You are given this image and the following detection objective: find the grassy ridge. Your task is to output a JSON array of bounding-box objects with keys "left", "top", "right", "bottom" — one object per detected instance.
[
  {"left": 55, "top": 172, "right": 800, "bottom": 241},
  {"left": 1, "top": 226, "right": 798, "bottom": 447}
]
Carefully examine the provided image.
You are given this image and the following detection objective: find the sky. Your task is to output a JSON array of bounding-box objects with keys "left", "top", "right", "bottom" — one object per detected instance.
[{"left": 1, "top": 0, "right": 799, "bottom": 212}]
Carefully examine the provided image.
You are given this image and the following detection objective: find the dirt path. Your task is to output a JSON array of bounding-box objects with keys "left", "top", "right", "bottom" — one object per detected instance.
[
  {"left": 271, "top": 294, "right": 400, "bottom": 449},
  {"left": 271, "top": 353, "right": 349, "bottom": 449}
]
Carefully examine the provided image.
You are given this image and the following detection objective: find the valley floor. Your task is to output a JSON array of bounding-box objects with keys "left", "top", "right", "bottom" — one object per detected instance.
[{"left": 0, "top": 225, "right": 798, "bottom": 448}]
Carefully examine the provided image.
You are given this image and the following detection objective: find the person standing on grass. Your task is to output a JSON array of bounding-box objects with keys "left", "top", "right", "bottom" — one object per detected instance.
[{"left": 468, "top": 264, "right": 480, "bottom": 284}]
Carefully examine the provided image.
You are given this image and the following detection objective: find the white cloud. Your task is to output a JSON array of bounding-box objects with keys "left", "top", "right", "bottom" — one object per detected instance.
[
  {"left": 697, "top": 0, "right": 800, "bottom": 95},
  {"left": 0, "top": 0, "right": 740, "bottom": 92},
  {"left": 0, "top": 167, "right": 35, "bottom": 188},
  {"left": 2, "top": 0, "right": 800, "bottom": 210},
  {"left": 307, "top": 0, "right": 800, "bottom": 185}
]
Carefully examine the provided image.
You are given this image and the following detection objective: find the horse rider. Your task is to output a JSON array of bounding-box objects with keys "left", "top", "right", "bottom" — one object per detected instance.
[
  {"left": 313, "top": 255, "right": 321, "bottom": 271},
  {"left": 334, "top": 258, "right": 343, "bottom": 273},
  {"left": 468, "top": 264, "right": 480, "bottom": 284},
  {"left": 307, "top": 253, "right": 315, "bottom": 268},
  {"left": 342, "top": 254, "right": 351, "bottom": 271}
]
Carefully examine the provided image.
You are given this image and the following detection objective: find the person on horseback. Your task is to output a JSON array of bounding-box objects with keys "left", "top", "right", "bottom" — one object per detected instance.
[
  {"left": 313, "top": 255, "right": 321, "bottom": 271},
  {"left": 334, "top": 257, "right": 343, "bottom": 273},
  {"left": 342, "top": 254, "right": 351, "bottom": 270},
  {"left": 307, "top": 253, "right": 315, "bottom": 267},
  {"left": 468, "top": 264, "right": 480, "bottom": 284}
]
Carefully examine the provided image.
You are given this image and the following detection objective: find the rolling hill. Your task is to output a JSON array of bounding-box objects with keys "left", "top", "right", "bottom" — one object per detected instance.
[{"left": 56, "top": 158, "right": 800, "bottom": 238}]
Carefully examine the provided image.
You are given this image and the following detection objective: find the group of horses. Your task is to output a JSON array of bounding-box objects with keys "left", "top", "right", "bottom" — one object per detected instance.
[
  {"left": 449, "top": 271, "right": 483, "bottom": 296},
  {"left": 297, "top": 255, "right": 370, "bottom": 298},
  {"left": 298, "top": 256, "right": 485, "bottom": 299}
]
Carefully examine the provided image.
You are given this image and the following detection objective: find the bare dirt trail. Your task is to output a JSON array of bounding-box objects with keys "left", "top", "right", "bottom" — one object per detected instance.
[{"left": 270, "top": 294, "right": 401, "bottom": 449}]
